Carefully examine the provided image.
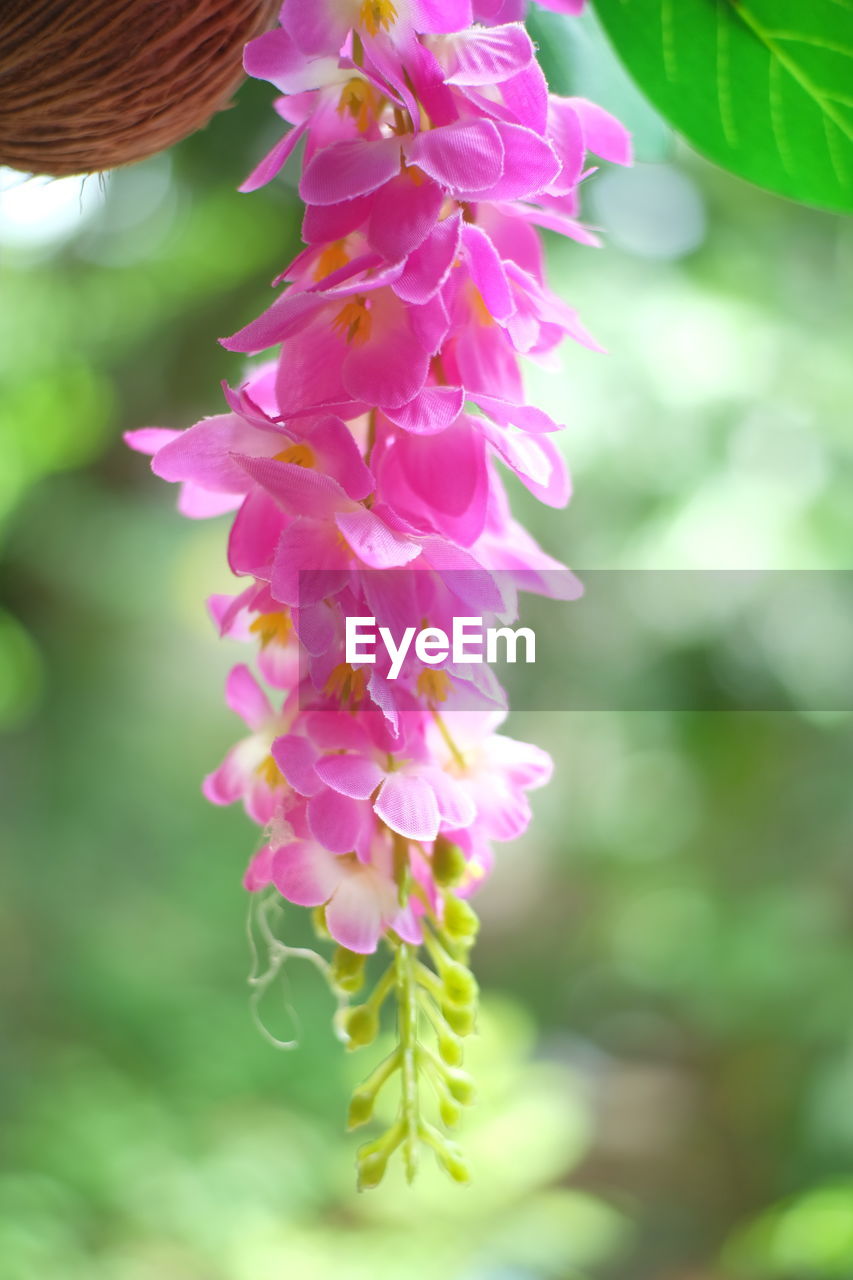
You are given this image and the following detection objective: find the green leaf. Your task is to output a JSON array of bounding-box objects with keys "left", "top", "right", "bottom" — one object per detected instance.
[{"left": 590, "top": 0, "right": 853, "bottom": 212}]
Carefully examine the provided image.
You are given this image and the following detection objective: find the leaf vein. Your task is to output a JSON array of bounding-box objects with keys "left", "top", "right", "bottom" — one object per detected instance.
[
  {"left": 737, "top": 4, "right": 853, "bottom": 162},
  {"left": 716, "top": 0, "right": 739, "bottom": 147},
  {"left": 764, "top": 30, "right": 853, "bottom": 59},
  {"left": 768, "top": 55, "right": 796, "bottom": 175},
  {"left": 823, "top": 114, "right": 849, "bottom": 185},
  {"left": 660, "top": 0, "right": 678, "bottom": 80}
]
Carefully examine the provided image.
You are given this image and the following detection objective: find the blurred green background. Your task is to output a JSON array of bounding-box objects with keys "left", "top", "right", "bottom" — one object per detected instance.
[{"left": 2, "top": 11, "right": 853, "bottom": 1280}]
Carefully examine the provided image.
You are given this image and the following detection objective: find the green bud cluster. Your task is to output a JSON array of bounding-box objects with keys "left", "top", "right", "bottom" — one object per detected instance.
[{"left": 320, "top": 877, "right": 482, "bottom": 1189}]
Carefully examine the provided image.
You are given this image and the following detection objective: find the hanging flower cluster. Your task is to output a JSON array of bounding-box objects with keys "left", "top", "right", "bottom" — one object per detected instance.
[{"left": 127, "top": 0, "right": 629, "bottom": 1188}]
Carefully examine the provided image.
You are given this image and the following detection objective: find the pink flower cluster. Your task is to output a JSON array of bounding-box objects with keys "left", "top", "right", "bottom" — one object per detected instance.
[{"left": 128, "top": 0, "right": 629, "bottom": 955}]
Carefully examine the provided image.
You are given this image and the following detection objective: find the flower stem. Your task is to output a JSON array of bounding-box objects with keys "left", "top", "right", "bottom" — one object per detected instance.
[
  {"left": 394, "top": 939, "right": 420, "bottom": 1183},
  {"left": 431, "top": 710, "right": 466, "bottom": 771}
]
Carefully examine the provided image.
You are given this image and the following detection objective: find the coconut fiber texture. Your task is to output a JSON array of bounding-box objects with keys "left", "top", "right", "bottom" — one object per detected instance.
[{"left": 0, "top": 0, "right": 278, "bottom": 176}]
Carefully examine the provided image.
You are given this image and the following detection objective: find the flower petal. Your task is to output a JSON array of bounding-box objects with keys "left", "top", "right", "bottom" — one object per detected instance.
[
  {"left": 240, "top": 120, "right": 308, "bottom": 193},
  {"left": 367, "top": 170, "right": 444, "bottom": 261},
  {"left": 243, "top": 845, "right": 275, "bottom": 891},
  {"left": 231, "top": 454, "right": 346, "bottom": 519},
  {"left": 405, "top": 120, "right": 503, "bottom": 196},
  {"left": 325, "top": 869, "right": 391, "bottom": 954},
  {"left": 393, "top": 212, "right": 462, "bottom": 305},
  {"left": 202, "top": 747, "right": 250, "bottom": 807},
  {"left": 152, "top": 414, "right": 283, "bottom": 492},
  {"left": 300, "top": 138, "right": 402, "bottom": 206},
  {"left": 383, "top": 385, "right": 464, "bottom": 435},
  {"left": 308, "top": 788, "right": 368, "bottom": 854},
  {"left": 341, "top": 303, "right": 431, "bottom": 409},
  {"left": 421, "top": 766, "right": 477, "bottom": 829},
  {"left": 334, "top": 508, "right": 421, "bottom": 568},
  {"left": 374, "top": 771, "right": 441, "bottom": 841},
  {"left": 272, "top": 839, "right": 348, "bottom": 906},
  {"left": 487, "top": 122, "right": 560, "bottom": 200},
  {"left": 270, "top": 519, "right": 349, "bottom": 607},
  {"left": 434, "top": 23, "right": 533, "bottom": 86},
  {"left": 228, "top": 490, "right": 287, "bottom": 578},
  {"left": 462, "top": 223, "right": 514, "bottom": 322},
  {"left": 566, "top": 96, "right": 633, "bottom": 165},
  {"left": 315, "top": 752, "right": 384, "bottom": 800},
  {"left": 272, "top": 733, "right": 322, "bottom": 796},
  {"left": 470, "top": 392, "right": 564, "bottom": 433},
  {"left": 124, "top": 427, "right": 181, "bottom": 456},
  {"left": 225, "top": 664, "right": 273, "bottom": 731}
]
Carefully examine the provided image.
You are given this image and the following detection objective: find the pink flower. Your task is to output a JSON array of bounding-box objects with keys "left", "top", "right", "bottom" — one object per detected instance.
[
  {"left": 424, "top": 709, "right": 553, "bottom": 840},
  {"left": 202, "top": 665, "right": 292, "bottom": 825},
  {"left": 207, "top": 584, "right": 300, "bottom": 690},
  {"left": 271, "top": 710, "right": 474, "bottom": 844},
  {"left": 150, "top": 400, "right": 374, "bottom": 505},
  {"left": 276, "top": 841, "right": 398, "bottom": 953},
  {"left": 282, "top": 0, "right": 476, "bottom": 59},
  {"left": 316, "top": 737, "right": 477, "bottom": 842},
  {"left": 245, "top": 832, "right": 404, "bottom": 953},
  {"left": 224, "top": 261, "right": 449, "bottom": 413},
  {"left": 124, "top": 427, "right": 243, "bottom": 519}
]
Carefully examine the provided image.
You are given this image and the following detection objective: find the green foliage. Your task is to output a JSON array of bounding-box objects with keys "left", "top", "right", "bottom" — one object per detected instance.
[
  {"left": 592, "top": 0, "right": 853, "bottom": 211},
  {"left": 723, "top": 1181, "right": 853, "bottom": 1277}
]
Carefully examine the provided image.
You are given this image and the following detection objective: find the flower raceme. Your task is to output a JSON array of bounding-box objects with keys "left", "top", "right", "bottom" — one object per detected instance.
[{"left": 126, "top": 0, "right": 629, "bottom": 1187}]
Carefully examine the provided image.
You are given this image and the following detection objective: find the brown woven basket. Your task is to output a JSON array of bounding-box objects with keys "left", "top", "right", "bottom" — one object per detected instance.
[{"left": 0, "top": 0, "right": 279, "bottom": 176}]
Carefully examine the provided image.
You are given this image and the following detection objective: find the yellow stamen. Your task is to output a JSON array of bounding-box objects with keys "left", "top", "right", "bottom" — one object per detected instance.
[
  {"left": 315, "top": 240, "right": 349, "bottom": 280},
  {"left": 249, "top": 611, "right": 292, "bottom": 649},
  {"left": 417, "top": 667, "right": 451, "bottom": 705},
  {"left": 332, "top": 297, "right": 372, "bottom": 346},
  {"left": 274, "top": 442, "right": 316, "bottom": 467},
  {"left": 470, "top": 284, "right": 494, "bottom": 327},
  {"left": 335, "top": 527, "right": 354, "bottom": 557},
  {"left": 257, "top": 753, "right": 283, "bottom": 787},
  {"left": 325, "top": 663, "right": 369, "bottom": 708},
  {"left": 359, "top": 0, "right": 398, "bottom": 37},
  {"left": 337, "top": 78, "right": 383, "bottom": 133}
]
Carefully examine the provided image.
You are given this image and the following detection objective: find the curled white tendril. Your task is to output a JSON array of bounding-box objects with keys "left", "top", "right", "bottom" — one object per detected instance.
[{"left": 246, "top": 888, "right": 350, "bottom": 1050}]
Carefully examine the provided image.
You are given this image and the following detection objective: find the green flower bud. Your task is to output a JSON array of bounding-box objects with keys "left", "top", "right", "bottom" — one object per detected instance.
[
  {"left": 437, "top": 1029, "right": 463, "bottom": 1067},
  {"left": 345, "top": 1005, "right": 379, "bottom": 1049},
  {"left": 442, "top": 1002, "right": 474, "bottom": 1036},
  {"left": 432, "top": 837, "right": 467, "bottom": 887},
  {"left": 331, "top": 947, "right": 366, "bottom": 994},
  {"left": 438, "top": 1144, "right": 471, "bottom": 1184},
  {"left": 442, "top": 962, "right": 478, "bottom": 1008},
  {"left": 358, "top": 1149, "right": 388, "bottom": 1191},
  {"left": 443, "top": 895, "right": 479, "bottom": 942},
  {"left": 445, "top": 1067, "right": 476, "bottom": 1106},
  {"left": 439, "top": 1096, "right": 462, "bottom": 1129},
  {"left": 347, "top": 1090, "right": 374, "bottom": 1129}
]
